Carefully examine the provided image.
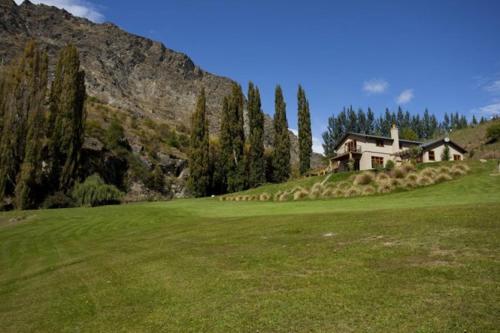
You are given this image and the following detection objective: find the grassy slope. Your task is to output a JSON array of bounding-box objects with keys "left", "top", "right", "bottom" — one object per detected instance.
[
  {"left": 0, "top": 161, "right": 499, "bottom": 332},
  {"left": 450, "top": 118, "right": 500, "bottom": 159}
]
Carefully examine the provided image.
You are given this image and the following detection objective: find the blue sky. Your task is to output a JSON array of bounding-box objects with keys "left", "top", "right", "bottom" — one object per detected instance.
[{"left": 18, "top": 0, "right": 500, "bottom": 152}]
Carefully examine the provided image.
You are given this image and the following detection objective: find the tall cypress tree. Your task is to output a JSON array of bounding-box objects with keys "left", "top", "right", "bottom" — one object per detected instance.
[
  {"left": 272, "top": 85, "right": 290, "bottom": 182},
  {"left": 220, "top": 84, "right": 245, "bottom": 193},
  {"left": 15, "top": 43, "right": 49, "bottom": 209},
  {"left": 247, "top": 82, "right": 265, "bottom": 187},
  {"left": 188, "top": 88, "right": 210, "bottom": 197},
  {"left": 297, "top": 85, "right": 312, "bottom": 175},
  {"left": 47, "top": 44, "right": 86, "bottom": 191}
]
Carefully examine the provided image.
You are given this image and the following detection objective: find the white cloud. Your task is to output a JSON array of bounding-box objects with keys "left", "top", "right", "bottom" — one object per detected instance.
[
  {"left": 471, "top": 103, "right": 500, "bottom": 117},
  {"left": 312, "top": 137, "right": 324, "bottom": 155},
  {"left": 363, "top": 79, "right": 389, "bottom": 95},
  {"left": 484, "top": 80, "right": 500, "bottom": 94},
  {"left": 396, "top": 89, "right": 414, "bottom": 104},
  {"left": 14, "top": 0, "right": 104, "bottom": 22}
]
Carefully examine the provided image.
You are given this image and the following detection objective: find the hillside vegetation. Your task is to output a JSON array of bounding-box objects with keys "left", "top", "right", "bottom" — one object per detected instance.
[
  {"left": 0, "top": 160, "right": 499, "bottom": 332},
  {"left": 451, "top": 118, "right": 500, "bottom": 159}
]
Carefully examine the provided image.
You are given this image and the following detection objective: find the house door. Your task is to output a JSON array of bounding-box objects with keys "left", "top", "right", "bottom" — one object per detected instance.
[{"left": 354, "top": 159, "right": 360, "bottom": 171}]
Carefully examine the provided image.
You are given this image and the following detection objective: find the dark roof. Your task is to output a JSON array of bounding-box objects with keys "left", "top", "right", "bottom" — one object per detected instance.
[
  {"left": 333, "top": 132, "right": 423, "bottom": 151},
  {"left": 420, "top": 137, "right": 467, "bottom": 153}
]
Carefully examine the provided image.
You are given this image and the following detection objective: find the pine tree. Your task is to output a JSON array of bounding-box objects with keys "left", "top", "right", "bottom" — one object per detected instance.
[
  {"left": 247, "top": 82, "right": 265, "bottom": 187},
  {"left": 297, "top": 85, "right": 312, "bottom": 175},
  {"left": 47, "top": 44, "right": 86, "bottom": 192},
  {"left": 366, "top": 108, "right": 375, "bottom": 133},
  {"left": 188, "top": 88, "right": 210, "bottom": 197},
  {"left": 272, "top": 85, "right": 290, "bottom": 182},
  {"left": 472, "top": 115, "right": 478, "bottom": 126},
  {"left": 15, "top": 43, "right": 49, "bottom": 209}
]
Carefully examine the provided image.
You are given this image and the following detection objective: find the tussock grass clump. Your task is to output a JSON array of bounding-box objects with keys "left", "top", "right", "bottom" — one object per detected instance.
[
  {"left": 435, "top": 173, "right": 453, "bottom": 182},
  {"left": 333, "top": 188, "right": 345, "bottom": 197},
  {"left": 362, "top": 185, "right": 376, "bottom": 196},
  {"left": 353, "top": 172, "right": 374, "bottom": 185},
  {"left": 391, "top": 167, "right": 407, "bottom": 179},
  {"left": 438, "top": 166, "right": 451, "bottom": 174},
  {"left": 377, "top": 181, "right": 393, "bottom": 193},
  {"left": 417, "top": 175, "right": 434, "bottom": 186},
  {"left": 336, "top": 181, "right": 350, "bottom": 190},
  {"left": 421, "top": 168, "right": 437, "bottom": 179},
  {"left": 293, "top": 189, "right": 309, "bottom": 201},
  {"left": 450, "top": 167, "right": 466, "bottom": 177},
  {"left": 345, "top": 186, "right": 361, "bottom": 197},
  {"left": 403, "top": 179, "right": 417, "bottom": 188},
  {"left": 309, "top": 183, "right": 324, "bottom": 199},
  {"left": 375, "top": 173, "right": 390, "bottom": 183},
  {"left": 259, "top": 193, "right": 271, "bottom": 201},
  {"left": 401, "top": 162, "right": 416, "bottom": 173},
  {"left": 278, "top": 191, "right": 292, "bottom": 202},
  {"left": 453, "top": 163, "right": 470, "bottom": 172},
  {"left": 321, "top": 188, "right": 335, "bottom": 198},
  {"left": 405, "top": 172, "right": 418, "bottom": 182},
  {"left": 273, "top": 191, "right": 283, "bottom": 202},
  {"left": 390, "top": 178, "right": 405, "bottom": 188}
]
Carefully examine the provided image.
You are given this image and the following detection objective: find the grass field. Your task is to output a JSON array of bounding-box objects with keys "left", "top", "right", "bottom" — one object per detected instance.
[{"left": 1, "top": 160, "right": 499, "bottom": 332}]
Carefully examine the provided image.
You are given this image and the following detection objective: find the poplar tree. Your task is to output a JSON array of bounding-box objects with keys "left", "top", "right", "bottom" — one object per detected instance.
[
  {"left": 15, "top": 43, "right": 49, "bottom": 209},
  {"left": 247, "top": 82, "right": 265, "bottom": 187},
  {"left": 297, "top": 85, "right": 312, "bottom": 175},
  {"left": 226, "top": 83, "right": 246, "bottom": 192},
  {"left": 188, "top": 88, "right": 210, "bottom": 197},
  {"left": 272, "top": 85, "right": 290, "bottom": 182},
  {"left": 47, "top": 44, "right": 86, "bottom": 191}
]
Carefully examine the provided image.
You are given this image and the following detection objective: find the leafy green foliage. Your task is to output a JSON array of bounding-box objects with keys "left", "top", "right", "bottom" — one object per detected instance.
[
  {"left": 297, "top": 85, "right": 312, "bottom": 175},
  {"left": 247, "top": 82, "right": 265, "bottom": 187},
  {"left": 188, "top": 89, "right": 210, "bottom": 197},
  {"left": 42, "top": 191, "right": 75, "bottom": 209},
  {"left": 441, "top": 145, "right": 450, "bottom": 161},
  {"left": 486, "top": 122, "right": 500, "bottom": 142},
  {"left": 385, "top": 159, "right": 395, "bottom": 171},
  {"left": 400, "top": 127, "right": 418, "bottom": 141},
  {"left": 272, "top": 85, "right": 291, "bottom": 182},
  {"left": 72, "top": 174, "right": 123, "bottom": 207}
]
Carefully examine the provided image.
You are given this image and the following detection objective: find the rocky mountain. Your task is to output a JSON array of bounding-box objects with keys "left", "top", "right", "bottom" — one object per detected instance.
[{"left": 0, "top": 0, "right": 325, "bottom": 198}]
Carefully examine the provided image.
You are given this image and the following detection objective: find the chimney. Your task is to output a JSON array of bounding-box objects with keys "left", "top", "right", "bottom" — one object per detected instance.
[{"left": 390, "top": 124, "right": 399, "bottom": 153}]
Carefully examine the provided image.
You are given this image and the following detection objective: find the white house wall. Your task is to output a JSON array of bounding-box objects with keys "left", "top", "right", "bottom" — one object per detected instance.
[{"left": 422, "top": 144, "right": 464, "bottom": 162}]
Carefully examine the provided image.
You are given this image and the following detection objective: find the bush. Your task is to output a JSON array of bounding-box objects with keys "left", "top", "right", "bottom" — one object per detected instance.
[
  {"left": 42, "top": 192, "right": 75, "bottom": 209},
  {"left": 377, "top": 181, "right": 393, "bottom": 193},
  {"left": 353, "top": 172, "right": 374, "bottom": 185},
  {"left": 435, "top": 173, "right": 453, "bottom": 182},
  {"left": 450, "top": 167, "right": 466, "bottom": 177},
  {"left": 72, "top": 174, "right": 123, "bottom": 207},
  {"left": 294, "top": 189, "right": 309, "bottom": 200},
  {"left": 401, "top": 162, "right": 416, "bottom": 173},
  {"left": 391, "top": 167, "right": 407, "bottom": 179},
  {"left": 345, "top": 186, "right": 361, "bottom": 197},
  {"left": 420, "top": 168, "right": 437, "bottom": 179},
  {"left": 486, "top": 122, "right": 500, "bottom": 142},
  {"left": 385, "top": 160, "right": 395, "bottom": 171},
  {"left": 417, "top": 175, "right": 434, "bottom": 186},
  {"left": 362, "top": 185, "right": 376, "bottom": 196},
  {"left": 259, "top": 193, "right": 271, "bottom": 201},
  {"left": 333, "top": 188, "right": 345, "bottom": 197},
  {"left": 405, "top": 172, "right": 418, "bottom": 182},
  {"left": 375, "top": 173, "right": 390, "bottom": 184}
]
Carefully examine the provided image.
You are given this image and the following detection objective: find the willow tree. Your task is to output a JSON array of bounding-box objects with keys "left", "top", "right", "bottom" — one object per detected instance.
[{"left": 188, "top": 88, "right": 210, "bottom": 197}]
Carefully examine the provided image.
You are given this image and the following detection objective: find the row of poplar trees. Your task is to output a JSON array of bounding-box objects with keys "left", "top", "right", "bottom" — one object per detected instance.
[
  {"left": 188, "top": 83, "right": 312, "bottom": 197},
  {"left": 0, "top": 41, "right": 86, "bottom": 209}
]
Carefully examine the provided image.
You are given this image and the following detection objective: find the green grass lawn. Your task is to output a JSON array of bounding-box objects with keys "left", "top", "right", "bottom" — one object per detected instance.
[{"left": 1, "top": 161, "right": 499, "bottom": 332}]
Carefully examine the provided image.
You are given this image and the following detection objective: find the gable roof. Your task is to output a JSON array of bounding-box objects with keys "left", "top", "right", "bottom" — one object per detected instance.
[
  {"left": 420, "top": 137, "right": 467, "bottom": 153},
  {"left": 333, "top": 132, "right": 423, "bottom": 151}
]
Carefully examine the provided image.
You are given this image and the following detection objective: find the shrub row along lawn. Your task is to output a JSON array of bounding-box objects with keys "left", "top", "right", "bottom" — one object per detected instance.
[{"left": 0, "top": 160, "right": 499, "bottom": 332}]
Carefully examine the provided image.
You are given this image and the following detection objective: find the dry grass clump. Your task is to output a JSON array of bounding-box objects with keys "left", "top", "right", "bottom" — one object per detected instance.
[
  {"left": 420, "top": 168, "right": 437, "bottom": 179},
  {"left": 344, "top": 186, "right": 361, "bottom": 197},
  {"left": 417, "top": 175, "right": 434, "bottom": 186},
  {"left": 405, "top": 172, "right": 418, "bottom": 182},
  {"left": 391, "top": 167, "right": 407, "bottom": 179},
  {"left": 390, "top": 178, "right": 405, "bottom": 188},
  {"left": 375, "top": 173, "right": 390, "bottom": 183},
  {"left": 259, "top": 193, "right": 271, "bottom": 201},
  {"left": 320, "top": 188, "right": 334, "bottom": 198},
  {"left": 278, "top": 191, "right": 292, "bottom": 202},
  {"left": 293, "top": 189, "right": 309, "bottom": 200},
  {"left": 438, "top": 166, "right": 451, "bottom": 174},
  {"left": 333, "top": 188, "right": 345, "bottom": 197},
  {"left": 400, "top": 162, "right": 416, "bottom": 173},
  {"left": 353, "top": 172, "right": 374, "bottom": 185},
  {"left": 450, "top": 167, "right": 466, "bottom": 177},
  {"left": 377, "top": 181, "right": 393, "bottom": 193},
  {"left": 362, "top": 185, "right": 376, "bottom": 196},
  {"left": 435, "top": 173, "right": 452, "bottom": 182},
  {"left": 273, "top": 191, "right": 283, "bottom": 201},
  {"left": 336, "top": 181, "right": 350, "bottom": 190},
  {"left": 453, "top": 163, "right": 470, "bottom": 172}
]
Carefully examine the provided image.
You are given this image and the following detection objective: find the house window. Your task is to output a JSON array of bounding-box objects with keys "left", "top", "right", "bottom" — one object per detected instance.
[
  {"left": 428, "top": 151, "right": 435, "bottom": 161},
  {"left": 371, "top": 156, "right": 384, "bottom": 169},
  {"left": 346, "top": 140, "right": 357, "bottom": 152},
  {"left": 453, "top": 154, "right": 461, "bottom": 161},
  {"left": 376, "top": 139, "right": 384, "bottom": 147}
]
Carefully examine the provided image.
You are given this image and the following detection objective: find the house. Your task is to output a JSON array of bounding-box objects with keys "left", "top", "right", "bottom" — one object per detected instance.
[{"left": 329, "top": 125, "right": 467, "bottom": 171}]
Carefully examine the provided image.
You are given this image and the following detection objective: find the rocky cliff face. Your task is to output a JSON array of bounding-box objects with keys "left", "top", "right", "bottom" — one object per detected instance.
[{"left": 0, "top": 0, "right": 325, "bottom": 198}]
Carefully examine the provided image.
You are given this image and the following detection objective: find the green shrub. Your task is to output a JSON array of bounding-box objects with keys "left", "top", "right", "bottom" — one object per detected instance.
[
  {"left": 42, "top": 192, "right": 75, "bottom": 209},
  {"left": 486, "top": 122, "right": 500, "bottom": 142},
  {"left": 385, "top": 160, "right": 395, "bottom": 171},
  {"left": 72, "top": 174, "right": 123, "bottom": 207}
]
